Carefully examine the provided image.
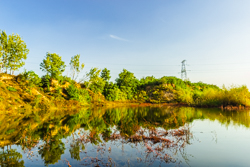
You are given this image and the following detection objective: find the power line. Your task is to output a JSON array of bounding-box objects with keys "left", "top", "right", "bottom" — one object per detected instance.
[
  {"left": 181, "top": 60, "right": 187, "bottom": 80},
  {"left": 190, "top": 62, "right": 250, "bottom": 65},
  {"left": 25, "top": 61, "right": 250, "bottom": 66}
]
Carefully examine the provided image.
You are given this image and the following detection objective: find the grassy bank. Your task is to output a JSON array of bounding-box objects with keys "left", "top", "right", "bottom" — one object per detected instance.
[
  {"left": 0, "top": 73, "right": 140, "bottom": 113},
  {"left": 1, "top": 72, "right": 250, "bottom": 112}
]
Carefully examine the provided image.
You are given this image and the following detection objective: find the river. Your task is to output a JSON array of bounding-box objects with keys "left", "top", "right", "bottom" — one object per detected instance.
[{"left": 0, "top": 106, "right": 250, "bottom": 166}]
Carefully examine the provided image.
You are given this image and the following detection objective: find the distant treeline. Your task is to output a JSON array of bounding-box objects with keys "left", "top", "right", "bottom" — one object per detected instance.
[{"left": 1, "top": 30, "right": 250, "bottom": 108}]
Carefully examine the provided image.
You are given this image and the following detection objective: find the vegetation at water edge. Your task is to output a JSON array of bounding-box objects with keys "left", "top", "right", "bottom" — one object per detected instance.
[{"left": 1, "top": 30, "right": 250, "bottom": 110}]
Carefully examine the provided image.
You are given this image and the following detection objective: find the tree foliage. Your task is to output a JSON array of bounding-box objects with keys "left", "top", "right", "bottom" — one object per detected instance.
[
  {"left": 40, "top": 52, "right": 66, "bottom": 79},
  {"left": 66, "top": 84, "right": 90, "bottom": 104},
  {"left": 85, "top": 68, "right": 105, "bottom": 93},
  {"left": 101, "top": 68, "right": 111, "bottom": 82},
  {"left": 103, "top": 82, "right": 127, "bottom": 101},
  {"left": 0, "top": 31, "right": 29, "bottom": 74},
  {"left": 69, "top": 54, "right": 84, "bottom": 80},
  {"left": 0, "top": 31, "right": 8, "bottom": 73},
  {"left": 21, "top": 70, "right": 42, "bottom": 87},
  {"left": 116, "top": 69, "right": 139, "bottom": 100}
]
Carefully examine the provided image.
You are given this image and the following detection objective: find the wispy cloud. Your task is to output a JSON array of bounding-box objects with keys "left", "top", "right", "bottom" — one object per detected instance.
[{"left": 109, "top": 34, "right": 129, "bottom": 42}]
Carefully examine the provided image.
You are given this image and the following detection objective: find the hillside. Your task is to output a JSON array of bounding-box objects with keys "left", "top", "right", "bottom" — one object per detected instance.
[
  {"left": 0, "top": 73, "right": 105, "bottom": 112},
  {"left": 1, "top": 72, "right": 250, "bottom": 113}
]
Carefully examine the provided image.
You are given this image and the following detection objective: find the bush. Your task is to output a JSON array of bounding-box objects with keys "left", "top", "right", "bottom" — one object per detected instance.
[
  {"left": 196, "top": 88, "right": 223, "bottom": 107},
  {"left": 66, "top": 84, "right": 91, "bottom": 104},
  {"left": 58, "top": 75, "right": 75, "bottom": 85},
  {"left": 139, "top": 76, "right": 159, "bottom": 88},
  {"left": 41, "top": 74, "right": 51, "bottom": 91},
  {"left": 103, "top": 82, "right": 126, "bottom": 101},
  {"left": 86, "top": 80, "right": 106, "bottom": 93},
  {"left": 192, "top": 85, "right": 250, "bottom": 107},
  {"left": 160, "top": 76, "right": 187, "bottom": 89},
  {"left": 7, "top": 86, "right": 17, "bottom": 92},
  {"left": 31, "top": 95, "right": 42, "bottom": 108},
  {"left": 53, "top": 87, "right": 63, "bottom": 99},
  {"left": 21, "top": 70, "right": 42, "bottom": 87},
  {"left": 223, "top": 85, "right": 250, "bottom": 106},
  {"left": 175, "top": 87, "right": 193, "bottom": 105}
]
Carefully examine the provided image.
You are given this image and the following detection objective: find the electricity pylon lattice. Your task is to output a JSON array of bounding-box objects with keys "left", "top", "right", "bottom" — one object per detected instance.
[{"left": 181, "top": 60, "right": 187, "bottom": 80}]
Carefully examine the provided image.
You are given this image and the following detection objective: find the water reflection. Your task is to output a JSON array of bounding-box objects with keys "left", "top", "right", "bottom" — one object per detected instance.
[
  {"left": 0, "top": 147, "right": 24, "bottom": 167},
  {"left": 39, "top": 139, "right": 65, "bottom": 166},
  {"left": 0, "top": 106, "right": 250, "bottom": 166}
]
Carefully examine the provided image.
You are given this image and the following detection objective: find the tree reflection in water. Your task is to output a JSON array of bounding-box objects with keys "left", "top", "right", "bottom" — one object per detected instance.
[
  {"left": 38, "top": 138, "right": 65, "bottom": 166},
  {"left": 65, "top": 124, "right": 192, "bottom": 166},
  {"left": 0, "top": 147, "right": 25, "bottom": 167},
  {"left": 0, "top": 106, "right": 250, "bottom": 166}
]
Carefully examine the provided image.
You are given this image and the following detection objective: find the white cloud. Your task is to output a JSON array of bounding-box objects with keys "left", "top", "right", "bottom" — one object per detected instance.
[{"left": 109, "top": 34, "right": 129, "bottom": 42}]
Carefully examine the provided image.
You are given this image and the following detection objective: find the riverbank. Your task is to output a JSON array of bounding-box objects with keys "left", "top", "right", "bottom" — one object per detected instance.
[{"left": 1, "top": 73, "right": 250, "bottom": 112}]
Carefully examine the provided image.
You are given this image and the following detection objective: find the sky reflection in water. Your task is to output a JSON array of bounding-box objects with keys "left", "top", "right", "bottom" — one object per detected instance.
[{"left": 0, "top": 107, "right": 250, "bottom": 166}]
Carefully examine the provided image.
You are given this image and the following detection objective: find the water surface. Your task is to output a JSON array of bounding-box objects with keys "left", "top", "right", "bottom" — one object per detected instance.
[{"left": 1, "top": 106, "right": 250, "bottom": 166}]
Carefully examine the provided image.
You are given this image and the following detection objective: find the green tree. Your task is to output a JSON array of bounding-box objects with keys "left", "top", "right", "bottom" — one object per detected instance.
[
  {"left": 0, "top": 44, "right": 2, "bottom": 73},
  {"left": 0, "top": 31, "right": 29, "bottom": 74},
  {"left": 66, "top": 84, "right": 91, "bottom": 104},
  {"left": 116, "top": 69, "right": 139, "bottom": 100},
  {"left": 85, "top": 68, "right": 105, "bottom": 93},
  {"left": 0, "top": 31, "right": 8, "bottom": 73},
  {"left": 103, "top": 82, "right": 126, "bottom": 101},
  {"left": 100, "top": 68, "right": 111, "bottom": 82},
  {"left": 40, "top": 52, "right": 66, "bottom": 79},
  {"left": 69, "top": 54, "right": 84, "bottom": 80}
]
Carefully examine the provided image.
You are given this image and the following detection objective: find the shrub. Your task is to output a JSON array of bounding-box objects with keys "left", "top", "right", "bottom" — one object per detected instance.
[
  {"left": 196, "top": 88, "right": 223, "bottom": 107},
  {"left": 175, "top": 87, "right": 193, "bottom": 105},
  {"left": 192, "top": 85, "right": 250, "bottom": 107},
  {"left": 58, "top": 75, "right": 75, "bottom": 85},
  {"left": 66, "top": 84, "right": 91, "bottom": 104},
  {"left": 21, "top": 70, "right": 42, "bottom": 87},
  {"left": 41, "top": 74, "right": 51, "bottom": 91},
  {"left": 5, "top": 129, "right": 15, "bottom": 135},
  {"left": 223, "top": 85, "right": 250, "bottom": 106},
  {"left": 135, "top": 90, "right": 148, "bottom": 101},
  {"left": 7, "top": 86, "right": 17, "bottom": 92},
  {"left": 103, "top": 82, "right": 127, "bottom": 101},
  {"left": 53, "top": 87, "right": 63, "bottom": 99},
  {"left": 26, "top": 89, "right": 32, "bottom": 95},
  {"left": 31, "top": 95, "right": 42, "bottom": 108}
]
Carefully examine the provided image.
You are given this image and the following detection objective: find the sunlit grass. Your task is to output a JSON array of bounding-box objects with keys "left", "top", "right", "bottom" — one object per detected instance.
[{"left": 193, "top": 85, "right": 250, "bottom": 107}]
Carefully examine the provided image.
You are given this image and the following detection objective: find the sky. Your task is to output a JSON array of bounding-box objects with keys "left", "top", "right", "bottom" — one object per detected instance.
[{"left": 1, "top": 0, "right": 250, "bottom": 88}]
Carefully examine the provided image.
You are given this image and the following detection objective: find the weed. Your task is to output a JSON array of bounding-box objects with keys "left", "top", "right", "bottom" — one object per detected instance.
[
  {"left": 15, "top": 98, "right": 21, "bottom": 102},
  {"left": 32, "top": 95, "right": 42, "bottom": 108},
  {"left": 20, "top": 70, "right": 42, "bottom": 87},
  {"left": 7, "top": 86, "right": 17, "bottom": 92},
  {"left": 5, "top": 129, "right": 15, "bottom": 135},
  {"left": 26, "top": 89, "right": 32, "bottom": 95}
]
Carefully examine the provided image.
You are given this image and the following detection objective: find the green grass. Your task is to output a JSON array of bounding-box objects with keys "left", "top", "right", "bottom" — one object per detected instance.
[
  {"left": 7, "top": 86, "right": 17, "bottom": 92},
  {"left": 5, "top": 129, "right": 15, "bottom": 135}
]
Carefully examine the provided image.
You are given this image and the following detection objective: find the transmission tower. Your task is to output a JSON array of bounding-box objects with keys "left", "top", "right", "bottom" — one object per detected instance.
[{"left": 181, "top": 60, "right": 187, "bottom": 80}]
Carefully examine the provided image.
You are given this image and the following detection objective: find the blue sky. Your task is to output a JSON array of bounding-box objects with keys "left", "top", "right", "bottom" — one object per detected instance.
[{"left": 1, "top": 0, "right": 250, "bottom": 88}]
